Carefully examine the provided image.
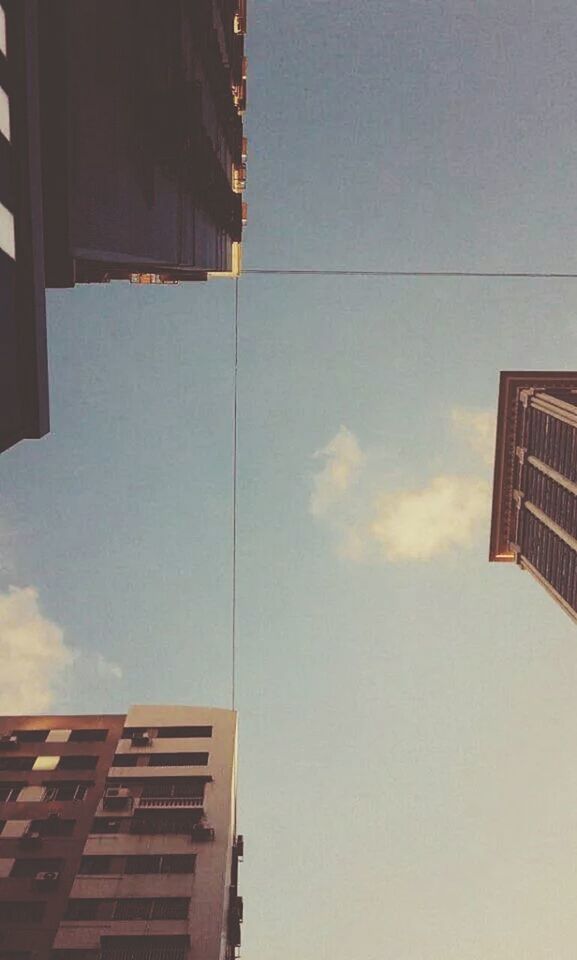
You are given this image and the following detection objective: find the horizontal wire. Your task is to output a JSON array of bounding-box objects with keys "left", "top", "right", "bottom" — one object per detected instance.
[{"left": 244, "top": 268, "right": 577, "bottom": 279}]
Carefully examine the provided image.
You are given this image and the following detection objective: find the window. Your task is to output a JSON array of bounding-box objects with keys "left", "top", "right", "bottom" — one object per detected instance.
[
  {"left": 92, "top": 817, "right": 121, "bottom": 834},
  {"left": 100, "top": 936, "right": 188, "bottom": 960},
  {"left": 33, "top": 756, "right": 59, "bottom": 772},
  {"left": 43, "top": 782, "right": 89, "bottom": 802},
  {"left": 0, "top": 784, "right": 22, "bottom": 802},
  {"left": 112, "top": 755, "right": 138, "bottom": 767},
  {"left": 0, "top": 901, "right": 45, "bottom": 922},
  {"left": 124, "top": 855, "right": 195, "bottom": 875},
  {"left": 34, "top": 817, "right": 75, "bottom": 837},
  {"left": 113, "top": 900, "right": 189, "bottom": 922},
  {"left": 10, "top": 858, "right": 62, "bottom": 878},
  {"left": 130, "top": 811, "right": 201, "bottom": 835},
  {"left": 59, "top": 756, "right": 98, "bottom": 771},
  {"left": 148, "top": 753, "right": 208, "bottom": 767},
  {"left": 122, "top": 728, "right": 148, "bottom": 739},
  {"left": 79, "top": 856, "right": 114, "bottom": 875},
  {"left": 0, "top": 858, "right": 14, "bottom": 877},
  {"left": 156, "top": 727, "right": 212, "bottom": 739},
  {"left": 16, "top": 786, "right": 44, "bottom": 802},
  {"left": 65, "top": 900, "right": 104, "bottom": 921},
  {"left": 13, "top": 731, "right": 48, "bottom": 743},
  {"left": 140, "top": 779, "right": 205, "bottom": 799},
  {"left": 46, "top": 730, "right": 71, "bottom": 743},
  {"left": 70, "top": 730, "right": 108, "bottom": 742},
  {"left": 0, "top": 757, "right": 34, "bottom": 771},
  {"left": 0, "top": 820, "right": 30, "bottom": 840}
]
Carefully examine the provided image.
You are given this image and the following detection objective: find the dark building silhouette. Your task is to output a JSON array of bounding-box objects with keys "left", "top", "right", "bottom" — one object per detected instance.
[
  {"left": 490, "top": 371, "right": 577, "bottom": 624},
  {"left": 1, "top": 0, "right": 246, "bottom": 452},
  {"left": 39, "top": 0, "right": 247, "bottom": 286},
  {"left": 0, "top": 0, "right": 49, "bottom": 454},
  {"left": 0, "top": 706, "right": 242, "bottom": 960}
]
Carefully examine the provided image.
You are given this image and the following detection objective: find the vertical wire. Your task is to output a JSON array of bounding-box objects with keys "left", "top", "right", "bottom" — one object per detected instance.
[{"left": 231, "top": 278, "right": 239, "bottom": 711}]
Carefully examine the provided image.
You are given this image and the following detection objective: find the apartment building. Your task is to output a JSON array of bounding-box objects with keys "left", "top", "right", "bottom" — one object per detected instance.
[
  {"left": 0, "top": 706, "right": 243, "bottom": 960},
  {"left": 490, "top": 370, "right": 577, "bottom": 624},
  {"left": 0, "top": 0, "right": 49, "bottom": 454}
]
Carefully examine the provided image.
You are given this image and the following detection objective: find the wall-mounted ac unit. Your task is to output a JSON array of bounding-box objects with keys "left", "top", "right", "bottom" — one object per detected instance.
[
  {"left": 0, "top": 733, "right": 18, "bottom": 749},
  {"left": 236, "top": 835, "right": 244, "bottom": 859},
  {"left": 131, "top": 732, "right": 152, "bottom": 747},
  {"left": 34, "top": 871, "right": 59, "bottom": 884},
  {"left": 103, "top": 787, "right": 132, "bottom": 810}
]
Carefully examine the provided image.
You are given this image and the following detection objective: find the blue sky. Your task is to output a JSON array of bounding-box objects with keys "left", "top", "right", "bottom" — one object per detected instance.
[{"left": 3, "top": 1, "right": 577, "bottom": 957}]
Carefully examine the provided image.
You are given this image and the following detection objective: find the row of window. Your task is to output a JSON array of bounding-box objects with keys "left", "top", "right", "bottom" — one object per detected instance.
[
  {"left": 0, "top": 755, "right": 98, "bottom": 772},
  {"left": 65, "top": 897, "right": 190, "bottom": 922},
  {"left": 7, "top": 729, "right": 108, "bottom": 744},
  {"left": 112, "top": 753, "right": 209, "bottom": 768},
  {"left": 92, "top": 812, "right": 212, "bottom": 838},
  {"left": 2, "top": 938, "right": 188, "bottom": 960},
  {"left": 0, "top": 782, "right": 89, "bottom": 802},
  {"left": 0, "top": 817, "right": 75, "bottom": 838},
  {"left": 2, "top": 725, "right": 213, "bottom": 745},
  {"left": 123, "top": 727, "right": 211, "bottom": 739},
  {"left": 0, "top": 854, "right": 196, "bottom": 877},
  {"left": 79, "top": 854, "right": 196, "bottom": 875},
  {"left": 0, "top": 898, "right": 190, "bottom": 923}
]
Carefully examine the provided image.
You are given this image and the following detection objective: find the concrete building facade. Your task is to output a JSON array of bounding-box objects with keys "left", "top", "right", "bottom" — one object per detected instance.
[
  {"left": 490, "top": 370, "right": 577, "bottom": 624},
  {"left": 0, "top": 706, "right": 242, "bottom": 960}
]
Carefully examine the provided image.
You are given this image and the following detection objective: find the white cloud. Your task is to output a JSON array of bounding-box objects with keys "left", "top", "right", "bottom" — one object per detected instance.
[
  {"left": 309, "top": 426, "right": 364, "bottom": 518},
  {"left": 0, "top": 586, "right": 74, "bottom": 714},
  {"left": 371, "top": 475, "right": 491, "bottom": 561},
  {"left": 450, "top": 407, "right": 496, "bottom": 466},
  {"left": 309, "top": 417, "right": 492, "bottom": 563}
]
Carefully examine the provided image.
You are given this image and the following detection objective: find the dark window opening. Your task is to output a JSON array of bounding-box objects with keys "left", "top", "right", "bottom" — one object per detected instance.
[
  {"left": 34, "top": 817, "right": 75, "bottom": 837},
  {"left": 156, "top": 727, "right": 212, "bottom": 739},
  {"left": 59, "top": 755, "right": 99, "bottom": 771},
  {"left": 13, "top": 731, "right": 49, "bottom": 743},
  {"left": 10, "top": 858, "right": 62, "bottom": 878},
  {"left": 0, "top": 901, "right": 46, "bottom": 922},
  {"left": 92, "top": 817, "right": 121, "bottom": 834},
  {"left": 0, "top": 784, "right": 22, "bottom": 802},
  {"left": 112, "top": 754, "right": 138, "bottom": 767},
  {"left": 140, "top": 779, "right": 205, "bottom": 799},
  {"left": 130, "top": 810, "right": 202, "bottom": 835},
  {"left": 0, "top": 757, "right": 34, "bottom": 771},
  {"left": 43, "top": 782, "right": 90, "bottom": 802},
  {"left": 148, "top": 753, "right": 208, "bottom": 767},
  {"left": 100, "top": 936, "right": 189, "bottom": 960},
  {"left": 70, "top": 730, "right": 108, "bottom": 742},
  {"left": 79, "top": 856, "right": 114, "bottom": 875}
]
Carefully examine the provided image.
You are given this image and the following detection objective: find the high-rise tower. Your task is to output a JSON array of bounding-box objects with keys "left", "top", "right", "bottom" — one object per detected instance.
[
  {"left": 0, "top": 706, "right": 243, "bottom": 960},
  {"left": 490, "top": 370, "right": 577, "bottom": 624}
]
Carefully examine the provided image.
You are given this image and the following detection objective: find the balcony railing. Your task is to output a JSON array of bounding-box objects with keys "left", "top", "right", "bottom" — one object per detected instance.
[{"left": 136, "top": 797, "right": 204, "bottom": 810}]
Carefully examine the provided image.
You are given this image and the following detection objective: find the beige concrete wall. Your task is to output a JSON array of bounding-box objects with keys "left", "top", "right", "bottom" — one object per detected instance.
[{"left": 54, "top": 705, "right": 237, "bottom": 960}]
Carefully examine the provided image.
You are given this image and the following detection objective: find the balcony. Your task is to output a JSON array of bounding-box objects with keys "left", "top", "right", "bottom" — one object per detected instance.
[{"left": 136, "top": 797, "right": 204, "bottom": 810}]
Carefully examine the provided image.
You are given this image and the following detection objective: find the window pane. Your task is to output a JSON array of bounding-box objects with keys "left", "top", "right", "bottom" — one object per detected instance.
[
  {"left": 156, "top": 727, "right": 212, "bottom": 739},
  {"left": 161, "top": 855, "right": 196, "bottom": 874},
  {"left": 148, "top": 753, "right": 208, "bottom": 767},
  {"left": 150, "top": 899, "right": 189, "bottom": 921},
  {"left": 46, "top": 730, "right": 71, "bottom": 743},
  {"left": 70, "top": 730, "right": 108, "bottom": 742},
  {"left": 59, "top": 756, "right": 98, "bottom": 771},
  {"left": 92, "top": 818, "right": 121, "bottom": 834},
  {"left": 124, "top": 856, "right": 161, "bottom": 874},
  {"left": 113, "top": 899, "right": 152, "bottom": 921},
  {"left": 0, "top": 821, "right": 30, "bottom": 838},
  {"left": 79, "top": 856, "right": 112, "bottom": 875},
  {"left": 33, "top": 756, "right": 59, "bottom": 771},
  {"left": 14, "top": 731, "right": 48, "bottom": 743}
]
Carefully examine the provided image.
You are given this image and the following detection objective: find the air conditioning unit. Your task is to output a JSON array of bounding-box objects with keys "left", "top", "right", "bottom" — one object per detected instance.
[
  {"left": 236, "top": 835, "right": 244, "bottom": 859},
  {"left": 0, "top": 733, "right": 18, "bottom": 749},
  {"left": 103, "top": 787, "right": 131, "bottom": 810},
  {"left": 130, "top": 732, "right": 152, "bottom": 747},
  {"left": 34, "top": 871, "right": 59, "bottom": 884}
]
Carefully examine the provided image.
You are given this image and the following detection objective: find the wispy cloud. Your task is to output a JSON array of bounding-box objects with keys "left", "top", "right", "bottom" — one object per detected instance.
[
  {"left": 309, "top": 412, "right": 493, "bottom": 563},
  {"left": 309, "top": 425, "right": 364, "bottom": 518},
  {"left": 0, "top": 586, "right": 74, "bottom": 714},
  {"left": 450, "top": 407, "right": 496, "bottom": 466}
]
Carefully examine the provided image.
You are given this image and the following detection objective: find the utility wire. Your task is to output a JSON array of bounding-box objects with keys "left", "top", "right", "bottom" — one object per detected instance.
[
  {"left": 244, "top": 268, "right": 577, "bottom": 279},
  {"left": 231, "top": 279, "right": 240, "bottom": 711}
]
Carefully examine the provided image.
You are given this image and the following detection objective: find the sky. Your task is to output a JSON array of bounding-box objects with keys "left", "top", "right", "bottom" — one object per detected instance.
[{"left": 3, "top": 0, "right": 577, "bottom": 957}]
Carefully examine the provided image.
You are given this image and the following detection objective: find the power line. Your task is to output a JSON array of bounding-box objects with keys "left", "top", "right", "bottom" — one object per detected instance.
[
  {"left": 231, "top": 278, "right": 239, "bottom": 711},
  {"left": 244, "top": 268, "right": 577, "bottom": 279}
]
